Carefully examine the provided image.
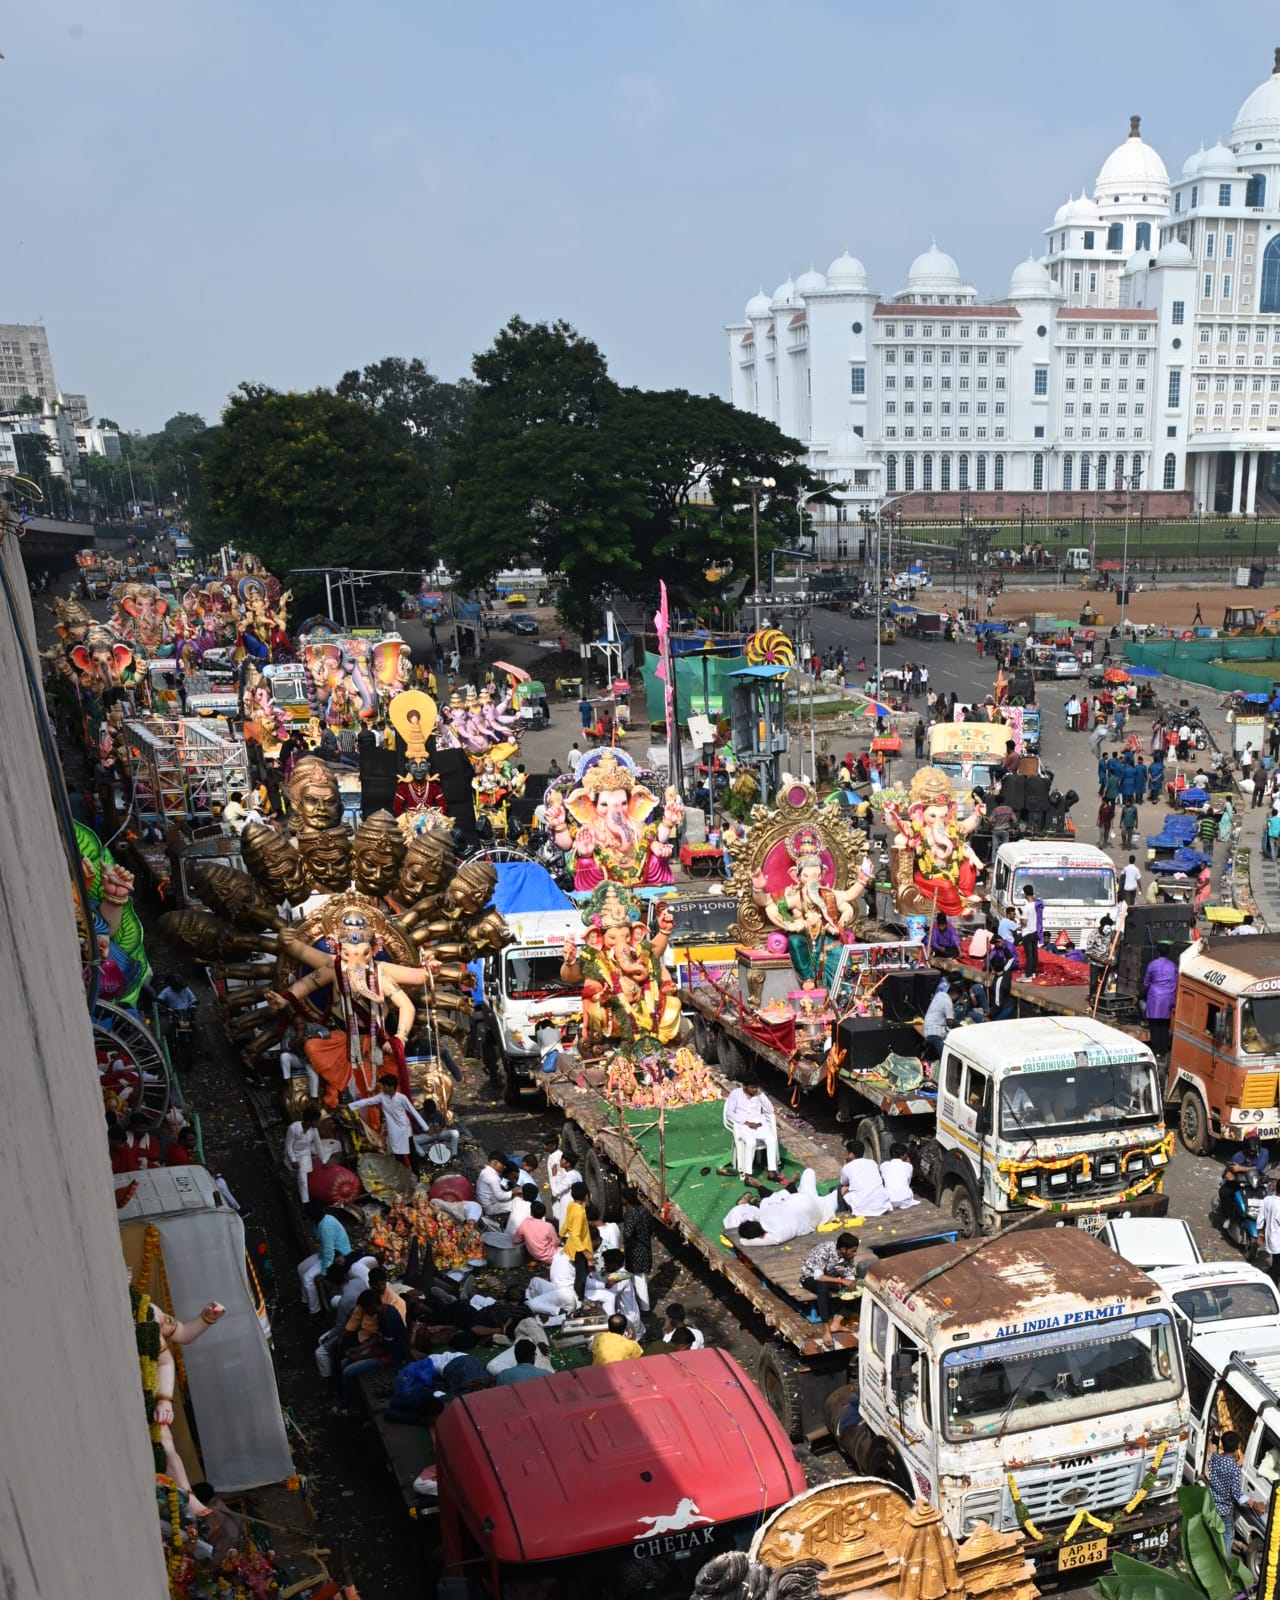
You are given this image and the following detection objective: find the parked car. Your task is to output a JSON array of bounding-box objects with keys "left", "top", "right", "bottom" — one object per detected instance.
[{"left": 509, "top": 613, "right": 539, "bottom": 636}]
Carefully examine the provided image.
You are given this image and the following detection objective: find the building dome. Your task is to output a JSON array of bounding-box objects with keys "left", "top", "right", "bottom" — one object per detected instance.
[
  {"left": 1182, "top": 145, "right": 1207, "bottom": 179},
  {"left": 826, "top": 251, "right": 868, "bottom": 288},
  {"left": 1155, "top": 238, "right": 1194, "bottom": 267},
  {"left": 906, "top": 240, "right": 962, "bottom": 291},
  {"left": 1094, "top": 115, "right": 1170, "bottom": 199},
  {"left": 1231, "top": 51, "right": 1280, "bottom": 149},
  {"left": 745, "top": 289, "right": 772, "bottom": 319},
  {"left": 1064, "top": 193, "right": 1101, "bottom": 224},
  {"left": 1053, "top": 198, "right": 1071, "bottom": 225},
  {"left": 794, "top": 266, "right": 828, "bottom": 296},
  {"left": 1008, "top": 255, "right": 1054, "bottom": 298},
  {"left": 770, "top": 276, "right": 795, "bottom": 310},
  {"left": 1198, "top": 139, "right": 1238, "bottom": 177}
]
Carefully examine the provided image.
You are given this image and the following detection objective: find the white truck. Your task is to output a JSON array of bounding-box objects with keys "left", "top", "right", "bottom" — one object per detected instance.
[
  {"left": 477, "top": 907, "right": 584, "bottom": 1102},
  {"left": 840, "top": 1229, "right": 1189, "bottom": 1576},
  {"left": 1185, "top": 1332, "right": 1280, "bottom": 1578},
  {"left": 990, "top": 839, "right": 1118, "bottom": 945},
  {"left": 915, "top": 1016, "right": 1171, "bottom": 1238}
]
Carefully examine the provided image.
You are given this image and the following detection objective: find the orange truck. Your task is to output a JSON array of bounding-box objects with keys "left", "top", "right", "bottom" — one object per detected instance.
[{"left": 1168, "top": 934, "right": 1280, "bottom": 1153}]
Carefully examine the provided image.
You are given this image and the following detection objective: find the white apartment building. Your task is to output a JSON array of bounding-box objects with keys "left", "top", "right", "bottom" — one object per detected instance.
[{"left": 725, "top": 50, "right": 1280, "bottom": 533}]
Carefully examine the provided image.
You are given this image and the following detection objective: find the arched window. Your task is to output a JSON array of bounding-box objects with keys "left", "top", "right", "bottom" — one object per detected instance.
[
  {"left": 1032, "top": 454, "right": 1044, "bottom": 491},
  {"left": 1107, "top": 222, "right": 1123, "bottom": 252},
  {"left": 1247, "top": 172, "right": 1267, "bottom": 208},
  {"left": 993, "top": 454, "right": 1005, "bottom": 491},
  {"left": 940, "top": 455, "right": 951, "bottom": 491},
  {"left": 1163, "top": 452, "right": 1177, "bottom": 490},
  {"left": 922, "top": 454, "right": 934, "bottom": 491},
  {"left": 1097, "top": 454, "right": 1108, "bottom": 492},
  {"left": 1062, "top": 455, "right": 1074, "bottom": 492},
  {"left": 1131, "top": 453, "right": 1142, "bottom": 488},
  {"left": 1262, "top": 236, "right": 1280, "bottom": 314},
  {"left": 1135, "top": 221, "right": 1151, "bottom": 252},
  {"left": 886, "top": 454, "right": 897, "bottom": 492},
  {"left": 958, "top": 453, "right": 970, "bottom": 490},
  {"left": 976, "top": 454, "right": 987, "bottom": 490},
  {"left": 1081, "top": 453, "right": 1092, "bottom": 491},
  {"left": 904, "top": 455, "right": 915, "bottom": 492}
]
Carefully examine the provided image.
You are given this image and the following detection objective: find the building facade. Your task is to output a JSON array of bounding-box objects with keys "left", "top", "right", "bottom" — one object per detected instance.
[
  {"left": 725, "top": 51, "right": 1280, "bottom": 539},
  {"left": 0, "top": 323, "right": 59, "bottom": 407}
]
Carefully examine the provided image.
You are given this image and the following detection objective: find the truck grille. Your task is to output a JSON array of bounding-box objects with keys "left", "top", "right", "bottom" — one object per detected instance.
[
  {"left": 1001, "top": 1458, "right": 1143, "bottom": 1531},
  {"left": 1242, "top": 1074, "right": 1279, "bottom": 1109}
]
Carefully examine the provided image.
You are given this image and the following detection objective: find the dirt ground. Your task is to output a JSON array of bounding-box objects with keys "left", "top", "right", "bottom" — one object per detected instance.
[{"left": 926, "top": 581, "right": 1280, "bottom": 631}]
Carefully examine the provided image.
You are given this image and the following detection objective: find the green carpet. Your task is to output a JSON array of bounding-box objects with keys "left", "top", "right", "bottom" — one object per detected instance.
[{"left": 598, "top": 1098, "right": 827, "bottom": 1250}]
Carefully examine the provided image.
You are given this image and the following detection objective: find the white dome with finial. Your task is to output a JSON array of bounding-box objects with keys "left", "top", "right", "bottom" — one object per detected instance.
[
  {"left": 1095, "top": 115, "right": 1169, "bottom": 201},
  {"left": 1182, "top": 145, "right": 1208, "bottom": 179},
  {"left": 1064, "top": 193, "right": 1101, "bottom": 224},
  {"left": 1053, "top": 198, "right": 1071, "bottom": 225},
  {"left": 1156, "top": 238, "right": 1194, "bottom": 268},
  {"left": 745, "top": 289, "right": 771, "bottom": 319},
  {"left": 1008, "top": 255, "right": 1056, "bottom": 299},
  {"left": 826, "top": 251, "right": 868, "bottom": 288},
  {"left": 770, "top": 276, "right": 796, "bottom": 310},
  {"left": 906, "top": 240, "right": 961, "bottom": 291},
  {"left": 1197, "top": 139, "right": 1238, "bottom": 178},
  {"left": 1232, "top": 49, "right": 1280, "bottom": 149},
  {"left": 795, "top": 265, "right": 827, "bottom": 296}
]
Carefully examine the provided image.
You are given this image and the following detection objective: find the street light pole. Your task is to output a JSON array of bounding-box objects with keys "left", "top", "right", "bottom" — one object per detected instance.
[
  {"left": 732, "top": 474, "right": 776, "bottom": 630},
  {"left": 1120, "top": 470, "right": 1132, "bottom": 638}
]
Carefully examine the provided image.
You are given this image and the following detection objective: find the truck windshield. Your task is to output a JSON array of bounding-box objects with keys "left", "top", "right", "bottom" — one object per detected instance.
[
  {"left": 999, "top": 1058, "right": 1159, "bottom": 1137},
  {"left": 1012, "top": 866, "right": 1115, "bottom": 906},
  {"left": 663, "top": 899, "right": 738, "bottom": 943},
  {"left": 503, "top": 951, "right": 576, "bottom": 1001},
  {"left": 1241, "top": 998, "right": 1280, "bottom": 1055},
  {"left": 1173, "top": 1280, "right": 1280, "bottom": 1327},
  {"left": 496, "top": 1515, "right": 758, "bottom": 1599},
  {"left": 943, "top": 1310, "right": 1180, "bottom": 1439}
]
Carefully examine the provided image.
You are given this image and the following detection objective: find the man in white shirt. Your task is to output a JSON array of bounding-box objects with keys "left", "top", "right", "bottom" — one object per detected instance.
[
  {"left": 738, "top": 1170, "right": 839, "bottom": 1246},
  {"left": 723, "top": 1194, "right": 761, "bottom": 1232},
  {"left": 475, "top": 1150, "right": 515, "bottom": 1227},
  {"left": 349, "top": 1073, "right": 430, "bottom": 1169},
  {"left": 1260, "top": 1179, "right": 1280, "bottom": 1284},
  {"left": 1019, "top": 885, "right": 1040, "bottom": 978},
  {"left": 283, "top": 1104, "right": 327, "bottom": 1203},
  {"left": 1120, "top": 856, "right": 1142, "bottom": 906},
  {"left": 840, "top": 1139, "right": 892, "bottom": 1217},
  {"left": 526, "top": 1247, "right": 579, "bottom": 1317},
  {"left": 661, "top": 1303, "right": 705, "bottom": 1349},
  {"left": 505, "top": 1183, "right": 538, "bottom": 1237},
  {"left": 922, "top": 980, "right": 956, "bottom": 1061},
  {"left": 724, "top": 1081, "right": 780, "bottom": 1181},
  {"left": 880, "top": 1143, "right": 919, "bottom": 1210}
]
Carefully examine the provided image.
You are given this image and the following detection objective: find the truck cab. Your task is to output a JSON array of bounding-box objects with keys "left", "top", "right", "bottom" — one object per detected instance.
[
  {"left": 930, "top": 1016, "right": 1171, "bottom": 1237},
  {"left": 991, "top": 840, "right": 1117, "bottom": 944},
  {"left": 478, "top": 908, "right": 584, "bottom": 1099},
  {"left": 848, "top": 1230, "right": 1188, "bottom": 1576},
  {"left": 434, "top": 1349, "right": 806, "bottom": 1599},
  {"left": 1185, "top": 1332, "right": 1280, "bottom": 1576},
  {"left": 1168, "top": 934, "right": 1280, "bottom": 1154}
]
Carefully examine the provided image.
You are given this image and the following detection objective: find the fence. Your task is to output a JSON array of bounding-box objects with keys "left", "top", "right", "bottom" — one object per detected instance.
[{"left": 1125, "top": 634, "right": 1280, "bottom": 695}]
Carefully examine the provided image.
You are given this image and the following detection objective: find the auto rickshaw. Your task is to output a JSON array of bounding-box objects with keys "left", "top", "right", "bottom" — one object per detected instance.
[
  {"left": 880, "top": 622, "right": 897, "bottom": 645},
  {"left": 514, "top": 679, "right": 550, "bottom": 729}
]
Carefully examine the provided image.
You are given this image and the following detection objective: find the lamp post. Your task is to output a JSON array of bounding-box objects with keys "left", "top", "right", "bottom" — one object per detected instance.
[
  {"left": 873, "top": 495, "right": 908, "bottom": 698},
  {"left": 797, "top": 480, "right": 850, "bottom": 565},
  {"left": 732, "top": 475, "right": 776, "bottom": 626}
]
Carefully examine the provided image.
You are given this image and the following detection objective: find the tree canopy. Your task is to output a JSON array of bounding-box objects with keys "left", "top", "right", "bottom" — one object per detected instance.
[
  {"left": 335, "top": 356, "right": 474, "bottom": 468},
  {"left": 195, "top": 384, "right": 435, "bottom": 608},
  {"left": 441, "top": 317, "right": 814, "bottom": 632}
]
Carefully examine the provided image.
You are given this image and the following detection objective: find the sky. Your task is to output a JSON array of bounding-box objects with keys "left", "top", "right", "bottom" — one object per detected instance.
[{"left": 6, "top": 1, "right": 1280, "bottom": 432}]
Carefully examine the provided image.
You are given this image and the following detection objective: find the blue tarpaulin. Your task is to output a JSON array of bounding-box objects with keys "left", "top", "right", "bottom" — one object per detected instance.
[{"left": 487, "top": 859, "right": 573, "bottom": 916}]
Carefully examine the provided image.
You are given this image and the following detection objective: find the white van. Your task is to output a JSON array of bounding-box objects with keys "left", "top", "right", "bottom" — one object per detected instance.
[{"left": 1066, "top": 548, "right": 1092, "bottom": 572}]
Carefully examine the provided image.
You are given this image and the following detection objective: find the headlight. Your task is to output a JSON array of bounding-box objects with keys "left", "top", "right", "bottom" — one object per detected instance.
[
  {"left": 1096, "top": 1159, "right": 1119, "bottom": 1178},
  {"left": 1020, "top": 1172, "right": 1040, "bottom": 1191},
  {"left": 1049, "top": 1171, "right": 1070, "bottom": 1189},
  {"left": 1126, "top": 1155, "right": 1148, "bottom": 1174},
  {"left": 962, "top": 1489, "right": 1003, "bottom": 1533},
  {"left": 1150, "top": 1150, "right": 1168, "bottom": 1167}
]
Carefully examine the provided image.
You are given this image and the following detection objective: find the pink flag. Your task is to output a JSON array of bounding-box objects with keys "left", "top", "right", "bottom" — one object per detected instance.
[{"left": 653, "top": 580, "right": 674, "bottom": 744}]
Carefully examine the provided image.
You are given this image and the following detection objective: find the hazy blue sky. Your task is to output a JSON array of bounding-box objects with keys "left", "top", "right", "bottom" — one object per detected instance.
[{"left": 7, "top": 2, "right": 1280, "bottom": 431}]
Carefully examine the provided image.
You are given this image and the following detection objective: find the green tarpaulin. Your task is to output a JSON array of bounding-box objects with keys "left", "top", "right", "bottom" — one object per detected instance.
[{"left": 642, "top": 650, "right": 746, "bottom": 724}]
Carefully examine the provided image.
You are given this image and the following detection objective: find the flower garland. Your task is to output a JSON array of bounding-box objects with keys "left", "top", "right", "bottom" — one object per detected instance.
[
  {"left": 1007, "top": 1439, "right": 1169, "bottom": 1548},
  {"left": 995, "top": 1131, "right": 1174, "bottom": 1214},
  {"left": 131, "top": 1285, "right": 166, "bottom": 1472}
]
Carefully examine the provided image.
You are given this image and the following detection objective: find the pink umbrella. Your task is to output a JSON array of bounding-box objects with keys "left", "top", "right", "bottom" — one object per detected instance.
[{"left": 494, "top": 660, "right": 530, "bottom": 682}]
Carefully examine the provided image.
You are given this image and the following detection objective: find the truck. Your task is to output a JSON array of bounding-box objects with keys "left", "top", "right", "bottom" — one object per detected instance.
[
  {"left": 433, "top": 1350, "right": 807, "bottom": 1600},
  {"left": 478, "top": 904, "right": 585, "bottom": 1102},
  {"left": 839, "top": 1229, "right": 1190, "bottom": 1575},
  {"left": 1167, "top": 933, "right": 1280, "bottom": 1154},
  {"left": 989, "top": 839, "right": 1118, "bottom": 944}
]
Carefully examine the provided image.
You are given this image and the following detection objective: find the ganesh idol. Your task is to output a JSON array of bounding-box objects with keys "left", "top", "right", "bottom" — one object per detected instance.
[
  {"left": 544, "top": 748, "right": 683, "bottom": 893},
  {"left": 751, "top": 824, "right": 867, "bottom": 987},
  {"left": 881, "top": 766, "right": 985, "bottom": 918},
  {"left": 559, "top": 884, "right": 681, "bottom": 1053}
]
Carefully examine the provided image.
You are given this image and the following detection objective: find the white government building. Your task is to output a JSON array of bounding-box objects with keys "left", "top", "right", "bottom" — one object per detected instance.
[{"left": 725, "top": 49, "right": 1280, "bottom": 541}]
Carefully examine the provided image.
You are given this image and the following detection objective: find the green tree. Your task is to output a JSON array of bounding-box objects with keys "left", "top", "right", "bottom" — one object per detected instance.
[
  {"left": 6, "top": 393, "right": 43, "bottom": 416},
  {"left": 335, "top": 357, "right": 474, "bottom": 466},
  {"left": 442, "top": 318, "right": 813, "bottom": 632},
  {"left": 159, "top": 412, "right": 208, "bottom": 443},
  {"left": 197, "top": 384, "right": 435, "bottom": 611}
]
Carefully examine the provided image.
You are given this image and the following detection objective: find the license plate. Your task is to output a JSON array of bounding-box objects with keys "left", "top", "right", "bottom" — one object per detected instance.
[{"left": 1058, "top": 1538, "right": 1107, "bottom": 1572}]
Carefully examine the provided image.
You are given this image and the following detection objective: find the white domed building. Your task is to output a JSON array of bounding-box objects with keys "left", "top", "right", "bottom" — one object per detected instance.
[{"left": 725, "top": 52, "right": 1280, "bottom": 535}]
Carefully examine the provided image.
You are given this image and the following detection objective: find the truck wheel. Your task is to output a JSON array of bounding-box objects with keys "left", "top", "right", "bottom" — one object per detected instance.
[
  {"left": 691, "top": 1014, "right": 711, "bottom": 1058},
  {"left": 717, "top": 1033, "right": 743, "bottom": 1077},
  {"left": 948, "top": 1185, "right": 979, "bottom": 1239},
  {"left": 756, "top": 1343, "right": 807, "bottom": 1443},
  {"left": 856, "top": 1118, "right": 883, "bottom": 1164},
  {"left": 867, "top": 1438, "right": 912, "bottom": 1497},
  {"left": 481, "top": 1030, "right": 501, "bottom": 1082},
  {"left": 1179, "top": 1088, "right": 1214, "bottom": 1156},
  {"left": 585, "top": 1149, "right": 622, "bottom": 1223},
  {"left": 560, "top": 1124, "right": 587, "bottom": 1167}
]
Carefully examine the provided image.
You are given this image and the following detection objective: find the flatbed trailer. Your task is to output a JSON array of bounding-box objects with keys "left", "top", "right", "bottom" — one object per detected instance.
[{"left": 540, "top": 1072, "right": 957, "bottom": 1441}]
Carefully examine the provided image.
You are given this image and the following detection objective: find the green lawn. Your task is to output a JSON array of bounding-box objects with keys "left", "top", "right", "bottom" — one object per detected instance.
[{"left": 887, "top": 519, "right": 1280, "bottom": 567}]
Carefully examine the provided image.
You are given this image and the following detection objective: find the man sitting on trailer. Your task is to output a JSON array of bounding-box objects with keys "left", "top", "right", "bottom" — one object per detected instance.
[{"left": 723, "top": 1081, "right": 781, "bottom": 1182}]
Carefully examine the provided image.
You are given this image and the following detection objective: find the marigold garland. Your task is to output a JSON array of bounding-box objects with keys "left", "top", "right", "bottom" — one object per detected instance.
[{"left": 1006, "top": 1439, "right": 1169, "bottom": 1548}]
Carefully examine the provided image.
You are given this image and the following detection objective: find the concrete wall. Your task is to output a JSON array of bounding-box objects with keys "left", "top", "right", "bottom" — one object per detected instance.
[{"left": 0, "top": 525, "right": 167, "bottom": 1597}]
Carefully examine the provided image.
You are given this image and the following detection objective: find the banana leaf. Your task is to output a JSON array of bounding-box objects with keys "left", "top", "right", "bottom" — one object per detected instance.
[
  {"left": 1178, "top": 1485, "right": 1253, "bottom": 1600},
  {"left": 1098, "top": 1554, "right": 1215, "bottom": 1600}
]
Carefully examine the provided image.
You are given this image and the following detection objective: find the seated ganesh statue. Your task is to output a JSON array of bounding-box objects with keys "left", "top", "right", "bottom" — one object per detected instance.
[
  {"left": 880, "top": 766, "right": 986, "bottom": 918},
  {"left": 544, "top": 747, "right": 683, "bottom": 892}
]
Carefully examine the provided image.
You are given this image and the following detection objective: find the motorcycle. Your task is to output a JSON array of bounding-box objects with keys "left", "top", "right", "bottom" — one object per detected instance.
[
  {"left": 1218, "top": 1168, "right": 1265, "bottom": 1260},
  {"left": 160, "top": 1002, "right": 197, "bottom": 1070}
]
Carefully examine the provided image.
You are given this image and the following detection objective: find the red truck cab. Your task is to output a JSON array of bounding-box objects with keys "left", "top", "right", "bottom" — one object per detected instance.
[{"left": 435, "top": 1348, "right": 806, "bottom": 1599}]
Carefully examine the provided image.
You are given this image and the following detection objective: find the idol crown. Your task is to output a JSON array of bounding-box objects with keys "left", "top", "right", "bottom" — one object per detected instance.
[{"left": 580, "top": 752, "right": 634, "bottom": 798}]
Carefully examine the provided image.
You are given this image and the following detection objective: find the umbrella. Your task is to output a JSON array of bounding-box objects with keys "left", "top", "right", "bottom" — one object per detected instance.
[
  {"left": 1103, "top": 667, "right": 1130, "bottom": 684},
  {"left": 1126, "top": 664, "right": 1161, "bottom": 678},
  {"left": 494, "top": 660, "right": 530, "bottom": 682},
  {"left": 863, "top": 702, "right": 891, "bottom": 718}
]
